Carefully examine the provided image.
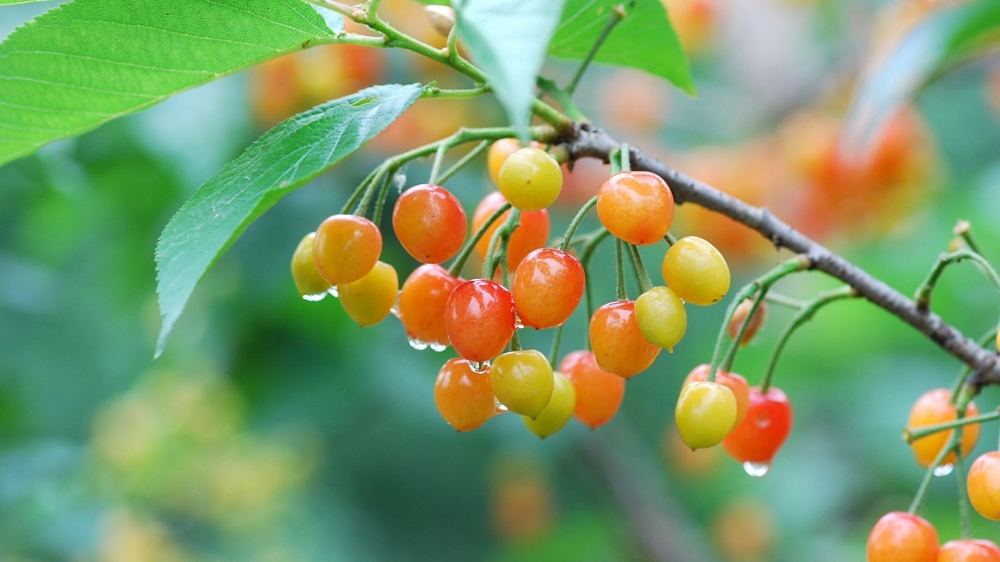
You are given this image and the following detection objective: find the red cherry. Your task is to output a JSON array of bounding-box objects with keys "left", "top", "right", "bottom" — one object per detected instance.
[
  {"left": 938, "top": 539, "right": 1000, "bottom": 562},
  {"left": 560, "top": 350, "right": 626, "bottom": 430},
  {"left": 588, "top": 301, "right": 661, "bottom": 378},
  {"left": 512, "top": 248, "right": 585, "bottom": 329},
  {"left": 866, "top": 511, "right": 938, "bottom": 562},
  {"left": 398, "top": 264, "right": 462, "bottom": 348},
  {"left": 472, "top": 192, "right": 550, "bottom": 272},
  {"left": 393, "top": 184, "right": 467, "bottom": 264},
  {"left": 722, "top": 386, "right": 793, "bottom": 474},
  {"left": 445, "top": 279, "right": 516, "bottom": 362}
]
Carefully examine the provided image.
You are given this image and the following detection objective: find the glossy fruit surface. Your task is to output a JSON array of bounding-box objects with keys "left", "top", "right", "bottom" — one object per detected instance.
[
  {"left": 722, "top": 386, "right": 793, "bottom": 466},
  {"left": 683, "top": 364, "right": 750, "bottom": 425},
  {"left": 589, "top": 301, "right": 661, "bottom": 378},
  {"left": 472, "top": 192, "right": 551, "bottom": 272},
  {"left": 596, "top": 171, "right": 675, "bottom": 245},
  {"left": 512, "top": 249, "right": 585, "bottom": 329},
  {"left": 434, "top": 358, "right": 497, "bottom": 431},
  {"left": 968, "top": 451, "right": 1000, "bottom": 520},
  {"left": 675, "top": 381, "right": 737, "bottom": 449},
  {"left": 560, "top": 350, "right": 626, "bottom": 430},
  {"left": 866, "top": 511, "right": 938, "bottom": 562},
  {"left": 908, "top": 388, "right": 980, "bottom": 468},
  {"left": 337, "top": 261, "right": 399, "bottom": 327},
  {"left": 662, "top": 236, "right": 730, "bottom": 306},
  {"left": 445, "top": 279, "right": 516, "bottom": 362},
  {"left": 488, "top": 138, "right": 522, "bottom": 187},
  {"left": 490, "top": 350, "right": 554, "bottom": 418},
  {"left": 392, "top": 184, "right": 467, "bottom": 264},
  {"left": 634, "top": 286, "right": 687, "bottom": 352},
  {"left": 313, "top": 214, "right": 382, "bottom": 285},
  {"left": 522, "top": 371, "right": 576, "bottom": 439},
  {"left": 291, "top": 232, "right": 331, "bottom": 299},
  {"left": 498, "top": 147, "right": 563, "bottom": 212},
  {"left": 398, "top": 264, "right": 461, "bottom": 347},
  {"left": 938, "top": 539, "right": 1000, "bottom": 562},
  {"left": 728, "top": 299, "right": 768, "bottom": 345}
]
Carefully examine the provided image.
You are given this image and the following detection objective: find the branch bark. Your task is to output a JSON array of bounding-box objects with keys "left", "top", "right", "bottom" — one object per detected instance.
[{"left": 557, "top": 122, "right": 1000, "bottom": 383}]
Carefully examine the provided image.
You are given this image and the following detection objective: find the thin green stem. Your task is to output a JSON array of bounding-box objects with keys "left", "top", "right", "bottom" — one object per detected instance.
[
  {"left": 915, "top": 250, "right": 1000, "bottom": 311},
  {"left": 560, "top": 196, "right": 598, "bottom": 251},
  {"left": 615, "top": 238, "right": 627, "bottom": 301},
  {"left": 664, "top": 233, "right": 677, "bottom": 246},
  {"left": 355, "top": 166, "right": 391, "bottom": 216},
  {"left": 448, "top": 203, "right": 511, "bottom": 277},
  {"left": 437, "top": 141, "right": 488, "bottom": 185},
  {"left": 764, "top": 292, "right": 806, "bottom": 309},
  {"left": 537, "top": 77, "right": 588, "bottom": 122},
  {"left": 628, "top": 245, "right": 653, "bottom": 294},
  {"left": 483, "top": 209, "right": 521, "bottom": 279},
  {"left": 954, "top": 220, "right": 984, "bottom": 255},
  {"left": 949, "top": 325, "right": 1000, "bottom": 401},
  {"left": 420, "top": 84, "right": 491, "bottom": 100},
  {"left": 904, "top": 408, "right": 1000, "bottom": 442},
  {"left": 760, "top": 286, "right": 857, "bottom": 393},
  {"left": 340, "top": 167, "right": 380, "bottom": 215},
  {"left": 620, "top": 142, "right": 631, "bottom": 172},
  {"left": 371, "top": 167, "right": 398, "bottom": 227},
  {"left": 566, "top": 4, "right": 626, "bottom": 95},
  {"left": 580, "top": 228, "right": 611, "bottom": 350},
  {"left": 720, "top": 290, "right": 770, "bottom": 372},
  {"left": 956, "top": 449, "right": 972, "bottom": 539},
  {"left": 549, "top": 324, "right": 565, "bottom": 370},
  {"left": 429, "top": 143, "right": 447, "bottom": 185},
  {"left": 908, "top": 432, "right": 960, "bottom": 514}
]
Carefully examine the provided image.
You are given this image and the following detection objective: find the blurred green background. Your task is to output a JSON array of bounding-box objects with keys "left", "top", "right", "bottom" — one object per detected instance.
[{"left": 2, "top": 0, "right": 1000, "bottom": 560}]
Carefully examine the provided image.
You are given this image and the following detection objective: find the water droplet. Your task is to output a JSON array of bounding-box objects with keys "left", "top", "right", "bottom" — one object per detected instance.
[
  {"left": 429, "top": 342, "right": 447, "bottom": 352},
  {"left": 743, "top": 461, "right": 770, "bottom": 478},
  {"left": 934, "top": 464, "right": 954, "bottom": 477},
  {"left": 390, "top": 305, "right": 400, "bottom": 319},
  {"left": 494, "top": 398, "right": 508, "bottom": 412},
  {"left": 469, "top": 360, "right": 490, "bottom": 374},
  {"left": 514, "top": 320, "right": 525, "bottom": 330},
  {"left": 407, "top": 337, "right": 428, "bottom": 351},
  {"left": 327, "top": 286, "right": 339, "bottom": 298},
  {"left": 302, "top": 292, "right": 326, "bottom": 302}
]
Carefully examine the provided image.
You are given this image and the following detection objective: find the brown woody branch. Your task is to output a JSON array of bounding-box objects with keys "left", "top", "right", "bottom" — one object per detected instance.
[{"left": 556, "top": 122, "right": 1000, "bottom": 386}]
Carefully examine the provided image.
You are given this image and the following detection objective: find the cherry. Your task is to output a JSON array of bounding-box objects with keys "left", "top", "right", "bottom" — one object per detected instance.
[
  {"left": 498, "top": 147, "right": 563, "bottom": 212},
  {"left": 728, "top": 299, "right": 768, "bottom": 346},
  {"left": 589, "top": 300, "right": 661, "bottom": 378},
  {"left": 398, "top": 264, "right": 461, "bottom": 348},
  {"left": 522, "top": 371, "right": 576, "bottom": 439},
  {"left": 866, "top": 511, "right": 938, "bottom": 562},
  {"left": 434, "top": 358, "right": 498, "bottom": 431},
  {"left": 313, "top": 214, "right": 382, "bottom": 285},
  {"left": 907, "top": 388, "right": 980, "bottom": 469},
  {"left": 512, "top": 248, "right": 585, "bottom": 329},
  {"left": 596, "top": 171, "right": 675, "bottom": 246},
  {"left": 392, "top": 184, "right": 467, "bottom": 264},
  {"left": 291, "top": 232, "right": 331, "bottom": 300},
  {"left": 722, "top": 386, "right": 793, "bottom": 474},
  {"left": 684, "top": 364, "right": 750, "bottom": 425},
  {"left": 675, "top": 381, "right": 737, "bottom": 450},
  {"left": 445, "top": 279, "right": 516, "bottom": 362},
  {"left": 490, "top": 349, "right": 555, "bottom": 418},
  {"left": 938, "top": 539, "right": 1000, "bottom": 562},
  {"left": 634, "top": 286, "right": 687, "bottom": 352},
  {"left": 472, "top": 192, "right": 550, "bottom": 272},
  {"left": 662, "top": 236, "right": 730, "bottom": 306},
  {"left": 338, "top": 261, "right": 399, "bottom": 327},
  {"left": 968, "top": 451, "right": 1000, "bottom": 520},
  {"left": 560, "top": 350, "right": 626, "bottom": 430},
  {"left": 487, "top": 138, "right": 522, "bottom": 187}
]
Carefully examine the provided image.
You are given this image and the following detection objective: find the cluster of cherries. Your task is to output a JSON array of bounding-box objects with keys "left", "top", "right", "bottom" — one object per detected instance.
[{"left": 866, "top": 388, "right": 1000, "bottom": 561}]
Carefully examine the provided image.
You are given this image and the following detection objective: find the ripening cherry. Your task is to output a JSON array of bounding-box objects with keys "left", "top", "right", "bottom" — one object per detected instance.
[
  {"left": 675, "top": 381, "right": 737, "bottom": 450},
  {"left": 907, "top": 388, "right": 980, "bottom": 469},
  {"left": 938, "top": 539, "right": 1000, "bottom": 562},
  {"left": 728, "top": 299, "right": 768, "bottom": 346},
  {"left": 291, "top": 232, "right": 331, "bottom": 300},
  {"left": 560, "top": 350, "right": 626, "bottom": 430},
  {"left": 472, "top": 192, "right": 550, "bottom": 272},
  {"left": 512, "top": 249, "right": 585, "bottom": 329},
  {"left": 968, "top": 451, "right": 1000, "bottom": 520},
  {"left": 490, "top": 349, "right": 555, "bottom": 418},
  {"left": 722, "top": 386, "right": 793, "bottom": 476},
  {"left": 498, "top": 147, "right": 563, "bottom": 212},
  {"left": 662, "top": 236, "right": 730, "bottom": 306},
  {"left": 488, "top": 138, "right": 522, "bottom": 187},
  {"left": 866, "top": 511, "right": 938, "bottom": 562},
  {"left": 684, "top": 364, "right": 750, "bottom": 425},
  {"left": 634, "top": 286, "right": 687, "bottom": 352},
  {"left": 398, "top": 264, "right": 461, "bottom": 348},
  {"left": 434, "top": 358, "right": 498, "bottom": 431},
  {"left": 313, "top": 214, "right": 382, "bottom": 285},
  {"left": 337, "top": 261, "right": 399, "bottom": 327},
  {"left": 392, "top": 184, "right": 467, "bottom": 263},
  {"left": 589, "top": 301, "right": 661, "bottom": 378},
  {"left": 596, "top": 171, "right": 675, "bottom": 245},
  {"left": 445, "top": 279, "right": 516, "bottom": 362},
  {"left": 522, "top": 371, "right": 576, "bottom": 439}
]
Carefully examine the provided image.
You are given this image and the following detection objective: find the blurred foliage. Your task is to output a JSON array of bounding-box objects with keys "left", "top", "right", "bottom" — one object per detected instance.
[{"left": 3, "top": 0, "right": 1000, "bottom": 560}]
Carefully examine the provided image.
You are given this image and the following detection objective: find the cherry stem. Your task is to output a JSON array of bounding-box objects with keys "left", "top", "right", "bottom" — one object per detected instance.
[
  {"left": 759, "top": 286, "right": 858, "bottom": 393},
  {"left": 619, "top": 142, "right": 631, "bottom": 173},
  {"left": 903, "top": 407, "right": 1000, "bottom": 443},
  {"left": 707, "top": 256, "right": 811, "bottom": 383},
  {"left": 908, "top": 389, "right": 974, "bottom": 515},
  {"left": 949, "top": 324, "right": 1000, "bottom": 403},
  {"left": 537, "top": 77, "right": 588, "bottom": 122},
  {"left": 615, "top": 238, "right": 628, "bottom": 301},
  {"left": 429, "top": 143, "right": 447, "bottom": 185},
  {"left": 914, "top": 250, "right": 1000, "bottom": 313},
  {"left": 664, "top": 233, "right": 677, "bottom": 246},
  {"left": 448, "top": 202, "right": 511, "bottom": 278},
  {"left": 371, "top": 167, "right": 400, "bottom": 228},
  {"left": 340, "top": 167, "right": 381, "bottom": 215},
  {"left": 720, "top": 290, "right": 770, "bottom": 372},
  {"left": 764, "top": 292, "right": 806, "bottom": 309},
  {"left": 954, "top": 219, "right": 984, "bottom": 256},
  {"left": 580, "top": 228, "right": 611, "bottom": 351},
  {"left": 355, "top": 165, "right": 392, "bottom": 217},
  {"left": 560, "top": 195, "right": 598, "bottom": 251},
  {"left": 483, "top": 209, "right": 521, "bottom": 280},
  {"left": 437, "top": 141, "right": 489, "bottom": 185},
  {"left": 549, "top": 324, "right": 564, "bottom": 370},
  {"left": 955, "top": 448, "right": 972, "bottom": 539},
  {"left": 565, "top": 4, "right": 626, "bottom": 96},
  {"left": 628, "top": 244, "right": 653, "bottom": 294}
]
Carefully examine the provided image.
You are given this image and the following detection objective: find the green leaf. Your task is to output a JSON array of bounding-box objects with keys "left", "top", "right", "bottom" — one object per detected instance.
[
  {"left": 549, "top": 0, "right": 694, "bottom": 94},
  {"left": 846, "top": 0, "right": 1000, "bottom": 146},
  {"left": 0, "top": 0, "right": 340, "bottom": 168},
  {"left": 155, "top": 83, "right": 423, "bottom": 357},
  {"left": 453, "top": 0, "right": 566, "bottom": 136}
]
